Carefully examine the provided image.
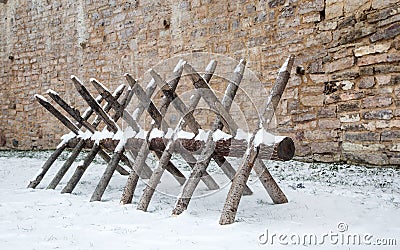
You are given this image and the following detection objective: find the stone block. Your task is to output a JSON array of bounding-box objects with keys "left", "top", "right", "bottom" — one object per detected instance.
[
  {"left": 340, "top": 113, "right": 360, "bottom": 123},
  {"left": 318, "top": 118, "right": 341, "bottom": 129},
  {"left": 293, "top": 113, "right": 317, "bottom": 122},
  {"left": 362, "top": 96, "right": 392, "bottom": 108},
  {"left": 344, "top": 152, "right": 388, "bottom": 165},
  {"left": 362, "top": 110, "right": 393, "bottom": 120},
  {"left": 381, "top": 130, "right": 400, "bottom": 141},
  {"left": 310, "top": 141, "right": 340, "bottom": 154},
  {"left": 301, "top": 95, "right": 325, "bottom": 106},
  {"left": 359, "top": 76, "right": 375, "bottom": 88},
  {"left": 324, "top": 56, "right": 354, "bottom": 73},
  {"left": 317, "top": 106, "right": 337, "bottom": 118},
  {"left": 354, "top": 42, "right": 391, "bottom": 57},
  {"left": 304, "top": 130, "right": 338, "bottom": 140},
  {"left": 344, "top": 132, "right": 381, "bottom": 142},
  {"left": 326, "top": 2, "right": 344, "bottom": 20},
  {"left": 342, "top": 142, "right": 385, "bottom": 151},
  {"left": 344, "top": 0, "right": 371, "bottom": 14},
  {"left": 337, "top": 101, "right": 360, "bottom": 112},
  {"left": 372, "top": 0, "right": 400, "bottom": 9},
  {"left": 370, "top": 23, "right": 400, "bottom": 42}
]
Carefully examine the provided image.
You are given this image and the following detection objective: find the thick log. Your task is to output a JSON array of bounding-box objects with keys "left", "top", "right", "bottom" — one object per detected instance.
[
  {"left": 219, "top": 55, "right": 295, "bottom": 225},
  {"left": 65, "top": 135, "right": 294, "bottom": 162}
]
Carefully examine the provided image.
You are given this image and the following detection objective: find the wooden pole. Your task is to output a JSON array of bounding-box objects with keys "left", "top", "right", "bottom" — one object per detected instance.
[{"left": 219, "top": 55, "right": 295, "bottom": 225}]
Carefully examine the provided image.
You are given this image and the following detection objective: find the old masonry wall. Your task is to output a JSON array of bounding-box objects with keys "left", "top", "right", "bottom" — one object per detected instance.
[{"left": 0, "top": 0, "right": 399, "bottom": 165}]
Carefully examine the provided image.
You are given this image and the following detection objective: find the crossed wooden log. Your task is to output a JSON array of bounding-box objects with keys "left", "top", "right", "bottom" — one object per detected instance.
[{"left": 28, "top": 55, "right": 295, "bottom": 224}]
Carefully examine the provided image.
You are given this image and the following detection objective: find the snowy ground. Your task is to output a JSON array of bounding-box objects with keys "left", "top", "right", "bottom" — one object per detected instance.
[{"left": 0, "top": 150, "right": 399, "bottom": 249}]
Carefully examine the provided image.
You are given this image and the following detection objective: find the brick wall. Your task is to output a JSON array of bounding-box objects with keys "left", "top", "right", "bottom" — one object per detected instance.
[{"left": 0, "top": 0, "right": 399, "bottom": 165}]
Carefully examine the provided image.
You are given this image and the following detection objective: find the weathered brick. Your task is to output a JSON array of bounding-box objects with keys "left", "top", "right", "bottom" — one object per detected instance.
[{"left": 362, "top": 110, "right": 393, "bottom": 120}]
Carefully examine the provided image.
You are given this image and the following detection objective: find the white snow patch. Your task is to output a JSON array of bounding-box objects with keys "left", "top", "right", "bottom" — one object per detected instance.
[
  {"left": 91, "top": 78, "right": 109, "bottom": 92},
  {"left": 34, "top": 94, "right": 48, "bottom": 102},
  {"left": 57, "top": 132, "right": 76, "bottom": 148},
  {"left": 253, "top": 128, "right": 275, "bottom": 147},
  {"left": 164, "top": 128, "right": 174, "bottom": 139},
  {"left": 46, "top": 89, "right": 59, "bottom": 96},
  {"left": 135, "top": 129, "right": 148, "bottom": 140},
  {"left": 1, "top": 151, "right": 400, "bottom": 250},
  {"left": 234, "top": 129, "right": 251, "bottom": 141},
  {"left": 114, "top": 127, "right": 137, "bottom": 152},
  {"left": 91, "top": 128, "right": 114, "bottom": 145},
  {"left": 176, "top": 130, "right": 195, "bottom": 139},
  {"left": 234, "top": 59, "right": 245, "bottom": 73},
  {"left": 173, "top": 59, "right": 186, "bottom": 72},
  {"left": 131, "top": 108, "right": 140, "bottom": 120},
  {"left": 212, "top": 129, "right": 233, "bottom": 141},
  {"left": 205, "top": 60, "right": 216, "bottom": 72},
  {"left": 149, "top": 128, "right": 164, "bottom": 140},
  {"left": 113, "top": 84, "right": 125, "bottom": 95},
  {"left": 195, "top": 129, "right": 211, "bottom": 142},
  {"left": 77, "top": 130, "right": 92, "bottom": 140},
  {"left": 279, "top": 56, "right": 290, "bottom": 73}
]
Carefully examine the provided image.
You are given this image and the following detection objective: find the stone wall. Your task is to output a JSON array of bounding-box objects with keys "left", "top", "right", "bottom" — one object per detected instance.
[{"left": 0, "top": 0, "right": 399, "bottom": 165}]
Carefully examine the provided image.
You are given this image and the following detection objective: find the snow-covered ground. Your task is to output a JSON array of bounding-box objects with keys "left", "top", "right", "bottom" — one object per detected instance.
[{"left": 0, "top": 150, "right": 399, "bottom": 249}]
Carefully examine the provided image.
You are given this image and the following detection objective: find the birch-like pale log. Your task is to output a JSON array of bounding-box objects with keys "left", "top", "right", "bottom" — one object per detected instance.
[{"left": 219, "top": 55, "right": 295, "bottom": 225}]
